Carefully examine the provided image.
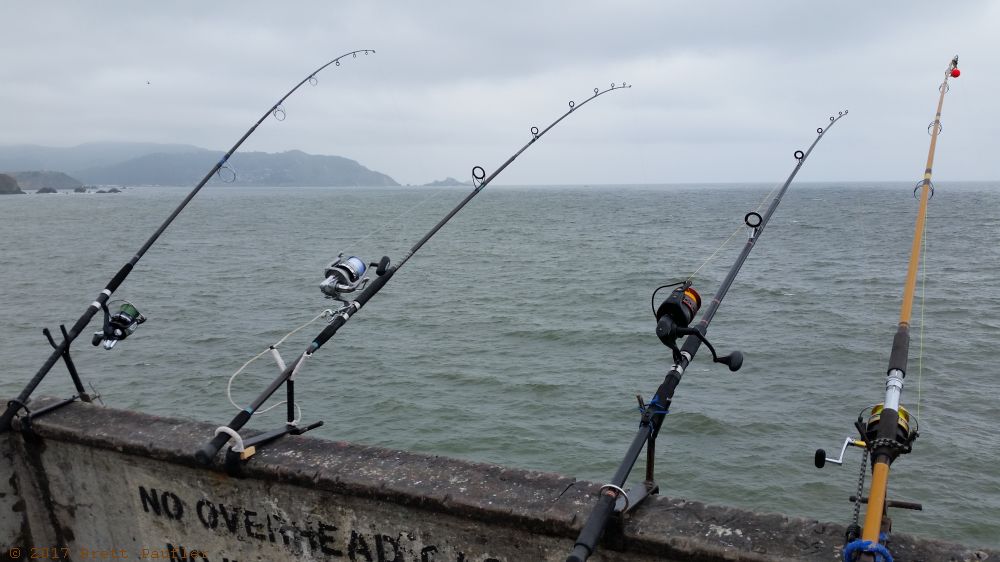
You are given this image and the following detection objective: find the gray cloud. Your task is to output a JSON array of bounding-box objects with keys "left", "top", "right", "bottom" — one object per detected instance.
[{"left": 1, "top": 1, "right": 996, "bottom": 184}]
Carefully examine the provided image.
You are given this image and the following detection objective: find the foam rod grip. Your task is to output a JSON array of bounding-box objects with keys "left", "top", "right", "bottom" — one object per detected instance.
[{"left": 566, "top": 546, "right": 590, "bottom": 562}]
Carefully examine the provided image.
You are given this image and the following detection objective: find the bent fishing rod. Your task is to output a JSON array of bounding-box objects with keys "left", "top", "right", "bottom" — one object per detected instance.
[
  {"left": 566, "top": 110, "right": 848, "bottom": 562},
  {"left": 0, "top": 50, "right": 375, "bottom": 433},
  {"left": 194, "top": 83, "right": 631, "bottom": 465},
  {"left": 814, "top": 56, "right": 960, "bottom": 562}
]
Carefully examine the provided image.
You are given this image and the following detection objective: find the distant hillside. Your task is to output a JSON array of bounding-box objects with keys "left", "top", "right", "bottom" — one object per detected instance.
[
  {"left": 0, "top": 142, "right": 205, "bottom": 173},
  {"left": 75, "top": 149, "right": 398, "bottom": 187},
  {"left": 0, "top": 173, "right": 24, "bottom": 194},
  {"left": 6, "top": 171, "right": 83, "bottom": 189},
  {"left": 0, "top": 143, "right": 399, "bottom": 187},
  {"left": 424, "top": 176, "right": 472, "bottom": 187}
]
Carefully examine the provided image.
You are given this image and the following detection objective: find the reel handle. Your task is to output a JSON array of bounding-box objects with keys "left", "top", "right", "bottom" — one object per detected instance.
[
  {"left": 814, "top": 449, "right": 827, "bottom": 468},
  {"left": 672, "top": 327, "right": 744, "bottom": 372},
  {"left": 716, "top": 351, "right": 743, "bottom": 372},
  {"left": 814, "top": 437, "right": 866, "bottom": 468}
]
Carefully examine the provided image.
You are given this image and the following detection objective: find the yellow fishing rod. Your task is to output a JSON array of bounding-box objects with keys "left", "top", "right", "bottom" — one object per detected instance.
[{"left": 814, "top": 55, "right": 961, "bottom": 562}]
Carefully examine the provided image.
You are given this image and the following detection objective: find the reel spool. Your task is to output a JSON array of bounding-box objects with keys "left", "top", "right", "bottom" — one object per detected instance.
[
  {"left": 654, "top": 284, "right": 702, "bottom": 349},
  {"left": 320, "top": 253, "right": 391, "bottom": 302},
  {"left": 652, "top": 282, "right": 742, "bottom": 371},
  {"left": 863, "top": 403, "right": 918, "bottom": 452},
  {"left": 92, "top": 301, "right": 146, "bottom": 350}
]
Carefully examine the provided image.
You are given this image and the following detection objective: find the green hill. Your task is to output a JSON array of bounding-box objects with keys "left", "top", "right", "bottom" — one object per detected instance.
[{"left": 0, "top": 143, "right": 399, "bottom": 187}]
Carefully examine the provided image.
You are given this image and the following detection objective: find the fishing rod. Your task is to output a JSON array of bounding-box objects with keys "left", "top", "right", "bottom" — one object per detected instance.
[
  {"left": 194, "top": 83, "right": 631, "bottom": 466},
  {"left": 814, "top": 56, "right": 960, "bottom": 562},
  {"left": 566, "top": 110, "right": 848, "bottom": 562},
  {"left": 0, "top": 50, "right": 375, "bottom": 433}
]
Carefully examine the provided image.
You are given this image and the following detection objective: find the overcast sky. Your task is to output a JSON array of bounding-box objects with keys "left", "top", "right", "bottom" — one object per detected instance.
[{"left": 1, "top": 2, "right": 996, "bottom": 185}]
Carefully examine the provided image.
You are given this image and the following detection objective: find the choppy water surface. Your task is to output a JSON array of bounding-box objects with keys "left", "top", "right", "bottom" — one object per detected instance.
[{"left": 1, "top": 183, "right": 998, "bottom": 548}]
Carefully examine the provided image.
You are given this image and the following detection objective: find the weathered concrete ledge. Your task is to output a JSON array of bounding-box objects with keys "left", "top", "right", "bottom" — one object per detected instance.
[{"left": 1, "top": 398, "right": 994, "bottom": 561}]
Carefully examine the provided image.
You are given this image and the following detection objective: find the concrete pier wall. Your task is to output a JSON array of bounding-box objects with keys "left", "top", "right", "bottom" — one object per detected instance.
[{"left": 1, "top": 398, "right": 994, "bottom": 562}]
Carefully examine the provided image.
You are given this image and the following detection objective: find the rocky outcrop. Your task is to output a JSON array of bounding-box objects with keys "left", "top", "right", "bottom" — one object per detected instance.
[
  {"left": 424, "top": 176, "right": 472, "bottom": 187},
  {"left": 7, "top": 170, "right": 83, "bottom": 189},
  {"left": 0, "top": 173, "right": 25, "bottom": 194}
]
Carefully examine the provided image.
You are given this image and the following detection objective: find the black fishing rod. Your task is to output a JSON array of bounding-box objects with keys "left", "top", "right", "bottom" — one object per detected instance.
[
  {"left": 0, "top": 50, "right": 375, "bottom": 433},
  {"left": 566, "top": 110, "right": 848, "bottom": 562},
  {"left": 815, "top": 56, "right": 960, "bottom": 562},
  {"left": 195, "top": 83, "right": 631, "bottom": 465}
]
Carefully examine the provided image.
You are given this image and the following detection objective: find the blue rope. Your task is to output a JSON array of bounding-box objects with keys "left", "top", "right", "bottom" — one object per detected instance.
[{"left": 843, "top": 539, "right": 893, "bottom": 562}]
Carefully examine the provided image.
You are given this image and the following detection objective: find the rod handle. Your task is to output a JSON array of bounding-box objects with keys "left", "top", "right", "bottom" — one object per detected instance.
[
  {"left": 195, "top": 433, "right": 232, "bottom": 465},
  {"left": 195, "top": 409, "right": 252, "bottom": 464},
  {"left": 566, "top": 493, "right": 615, "bottom": 562}
]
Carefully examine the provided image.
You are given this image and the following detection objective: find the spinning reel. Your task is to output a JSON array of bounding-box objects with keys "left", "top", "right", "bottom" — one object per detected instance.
[
  {"left": 653, "top": 282, "right": 743, "bottom": 371},
  {"left": 814, "top": 403, "right": 919, "bottom": 469},
  {"left": 320, "top": 253, "right": 390, "bottom": 305},
  {"left": 814, "top": 403, "right": 923, "bottom": 544},
  {"left": 92, "top": 300, "right": 146, "bottom": 350}
]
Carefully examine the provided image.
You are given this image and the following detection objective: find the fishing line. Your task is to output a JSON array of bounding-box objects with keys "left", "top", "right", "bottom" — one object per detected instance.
[
  {"left": 195, "top": 82, "right": 632, "bottom": 466},
  {"left": 683, "top": 225, "right": 742, "bottom": 284},
  {"left": 0, "top": 49, "right": 376, "bottom": 433},
  {"left": 226, "top": 189, "right": 451, "bottom": 411},
  {"left": 567, "top": 110, "right": 848, "bottom": 562},
  {"left": 813, "top": 57, "right": 959, "bottom": 559},
  {"left": 752, "top": 180, "right": 787, "bottom": 214},
  {"left": 345, "top": 188, "right": 450, "bottom": 252},
  {"left": 683, "top": 179, "right": 787, "bottom": 286},
  {"left": 225, "top": 309, "right": 333, "bottom": 420},
  {"left": 916, "top": 207, "right": 929, "bottom": 419}
]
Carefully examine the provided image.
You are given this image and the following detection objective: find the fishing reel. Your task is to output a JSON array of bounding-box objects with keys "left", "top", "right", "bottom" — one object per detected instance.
[
  {"left": 653, "top": 282, "right": 743, "bottom": 371},
  {"left": 320, "top": 253, "right": 390, "bottom": 304},
  {"left": 815, "top": 404, "right": 923, "bottom": 540},
  {"left": 815, "top": 404, "right": 919, "bottom": 469},
  {"left": 92, "top": 300, "right": 146, "bottom": 350}
]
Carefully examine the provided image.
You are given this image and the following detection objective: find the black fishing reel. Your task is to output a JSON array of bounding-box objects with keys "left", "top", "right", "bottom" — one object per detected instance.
[
  {"left": 92, "top": 300, "right": 146, "bottom": 350},
  {"left": 320, "top": 253, "right": 390, "bottom": 303},
  {"left": 653, "top": 282, "right": 743, "bottom": 371}
]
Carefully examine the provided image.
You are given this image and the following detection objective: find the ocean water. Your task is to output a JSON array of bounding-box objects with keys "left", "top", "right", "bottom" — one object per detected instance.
[{"left": 1, "top": 183, "right": 998, "bottom": 549}]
